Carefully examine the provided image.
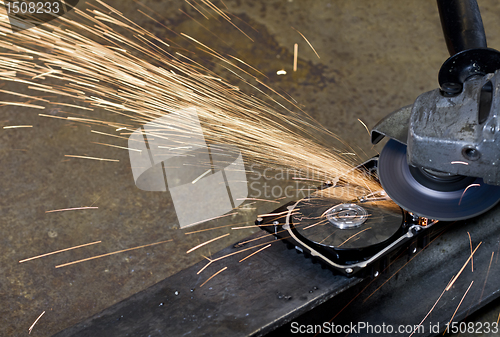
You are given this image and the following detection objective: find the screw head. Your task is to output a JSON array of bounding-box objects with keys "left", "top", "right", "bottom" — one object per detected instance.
[
  {"left": 345, "top": 268, "right": 353, "bottom": 274},
  {"left": 272, "top": 220, "right": 279, "bottom": 225},
  {"left": 462, "top": 146, "right": 481, "bottom": 161}
]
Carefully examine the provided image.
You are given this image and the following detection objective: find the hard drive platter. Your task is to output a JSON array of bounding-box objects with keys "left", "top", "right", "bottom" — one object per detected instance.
[{"left": 258, "top": 158, "right": 443, "bottom": 277}]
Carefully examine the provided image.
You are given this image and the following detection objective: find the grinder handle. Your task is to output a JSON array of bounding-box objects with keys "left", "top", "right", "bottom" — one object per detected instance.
[{"left": 437, "top": 0, "right": 487, "bottom": 56}]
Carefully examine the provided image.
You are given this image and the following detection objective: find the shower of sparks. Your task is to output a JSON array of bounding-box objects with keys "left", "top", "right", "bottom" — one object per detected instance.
[
  {"left": 0, "top": 2, "right": 381, "bottom": 203},
  {"left": 186, "top": 233, "right": 230, "bottom": 253},
  {"left": 445, "top": 242, "right": 482, "bottom": 291},
  {"left": 458, "top": 183, "right": 481, "bottom": 205},
  {"left": 45, "top": 206, "right": 99, "bottom": 213},
  {"left": 238, "top": 243, "right": 271, "bottom": 262},
  {"left": 28, "top": 311, "right": 45, "bottom": 334},
  {"left": 291, "top": 27, "right": 320, "bottom": 59},
  {"left": 19, "top": 240, "right": 102, "bottom": 263},
  {"left": 293, "top": 43, "right": 298, "bottom": 71},
  {"left": 467, "top": 231, "right": 473, "bottom": 272},
  {"left": 3, "top": 125, "right": 33, "bottom": 129},
  {"left": 444, "top": 280, "right": 474, "bottom": 334},
  {"left": 54, "top": 239, "right": 173, "bottom": 268},
  {"left": 64, "top": 155, "right": 120, "bottom": 162},
  {"left": 199, "top": 266, "right": 227, "bottom": 287}
]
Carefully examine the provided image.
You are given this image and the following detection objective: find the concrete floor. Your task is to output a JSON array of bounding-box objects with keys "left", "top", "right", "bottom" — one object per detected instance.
[{"left": 1, "top": 0, "right": 500, "bottom": 336}]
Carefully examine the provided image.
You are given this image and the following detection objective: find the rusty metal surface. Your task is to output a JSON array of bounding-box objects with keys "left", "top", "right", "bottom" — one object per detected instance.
[
  {"left": 53, "top": 205, "right": 500, "bottom": 337},
  {"left": 53, "top": 229, "right": 363, "bottom": 337}
]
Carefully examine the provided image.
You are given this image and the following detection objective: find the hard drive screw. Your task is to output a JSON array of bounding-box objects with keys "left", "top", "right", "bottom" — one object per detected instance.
[
  {"left": 345, "top": 268, "right": 353, "bottom": 274},
  {"left": 272, "top": 221, "right": 279, "bottom": 225},
  {"left": 412, "top": 247, "right": 417, "bottom": 254},
  {"left": 373, "top": 271, "right": 379, "bottom": 278}
]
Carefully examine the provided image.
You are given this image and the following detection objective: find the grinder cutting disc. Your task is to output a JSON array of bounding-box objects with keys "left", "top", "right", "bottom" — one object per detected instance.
[{"left": 378, "top": 139, "right": 500, "bottom": 221}]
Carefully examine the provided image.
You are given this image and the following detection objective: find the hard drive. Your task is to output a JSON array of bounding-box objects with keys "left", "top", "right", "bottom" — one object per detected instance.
[{"left": 258, "top": 157, "right": 443, "bottom": 277}]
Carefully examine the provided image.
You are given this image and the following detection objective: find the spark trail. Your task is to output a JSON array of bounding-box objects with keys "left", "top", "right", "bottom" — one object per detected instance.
[{"left": 0, "top": 1, "right": 380, "bottom": 197}]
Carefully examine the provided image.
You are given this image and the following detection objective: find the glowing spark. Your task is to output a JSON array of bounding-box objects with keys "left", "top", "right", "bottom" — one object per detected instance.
[
  {"left": 357, "top": 118, "right": 370, "bottom": 136},
  {"left": 258, "top": 210, "right": 291, "bottom": 218},
  {"left": 55, "top": 239, "right": 173, "bottom": 268},
  {"left": 198, "top": 240, "right": 284, "bottom": 274},
  {"left": 409, "top": 276, "right": 456, "bottom": 337},
  {"left": 362, "top": 229, "right": 449, "bottom": 304},
  {"left": 64, "top": 155, "right": 119, "bottom": 162},
  {"left": 183, "top": 212, "right": 237, "bottom": 228},
  {"left": 0, "top": 1, "right": 384, "bottom": 241},
  {"left": 28, "top": 311, "right": 45, "bottom": 334},
  {"left": 185, "top": 0, "right": 209, "bottom": 20},
  {"left": 45, "top": 206, "right": 99, "bottom": 213},
  {"left": 90, "top": 130, "right": 131, "bottom": 141},
  {"left": 0, "top": 101, "right": 45, "bottom": 109},
  {"left": 197, "top": 256, "right": 214, "bottom": 274},
  {"left": 291, "top": 177, "right": 324, "bottom": 182},
  {"left": 467, "top": 232, "right": 473, "bottom": 272},
  {"left": 192, "top": 169, "right": 211, "bottom": 184},
  {"left": 236, "top": 198, "right": 279, "bottom": 203},
  {"left": 293, "top": 43, "right": 298, "bottom": 72},
  {"left": 231, "top": 225, "right": 258, "bottom": 230},
  {"left": 234, "top": 232, "right": 284, "bottom": 246},
  {"left": 239, "top": 244, "right": 271, "bottom": 262},
  {"left": 32, "top": 69, "right": 59, "bottom": 80},
  {"left": 186, "top": 233, "right": 230, "bottom": 254},
  {"left": 3, "top": 125, "right": 33, "bottom": 129},
  {"left": 276, "top": 69, "right": 286, "bottom": 75},
  {"left": 199, "top": 266, "right": 227, "bottom": 287},
  {"left": 19, "top": 241, "right": 102, "bottom": 263},
  {"left": 451, "top": 161, "right": 468, "bottom": 165},
  {"left": 497, "top": 312, "right": 500, "bottom": 325},
  {"left": 337, "top": 227, "right": 371, "bottom": 247},
  {"left": 445, "top": 242, "right": 482, "bottom": 291},
  {"left": 184, "top": 223, "right": 241, "bottom": 235},
  {"left": 458, "top": 183, "right": 481, "bottom": 205},
  {"left": 91, "top": 141, "right": 142, "bottom": 152},
  {"left": 291, "top": 27, "right": 320, "bottom": 58},
  {"left": 38, "top": 113, "right": 68, "bottom": 120},
  {"left": 445, "top": 281, "right": 474, "bottom": 333},
  {"left": 479, "top": 252, "right": 494, "bottom": 304}
]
